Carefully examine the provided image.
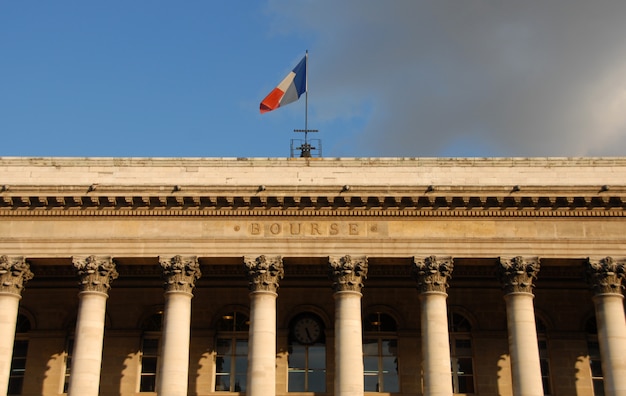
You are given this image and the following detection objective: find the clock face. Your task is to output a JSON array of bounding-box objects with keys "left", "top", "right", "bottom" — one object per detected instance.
[{"left": 293, "top": 315, "right": 322, "bottom": 344}]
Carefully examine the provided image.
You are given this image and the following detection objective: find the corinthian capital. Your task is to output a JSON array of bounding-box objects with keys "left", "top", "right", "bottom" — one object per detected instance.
[
  {"left": 244, "top": 255, "right": 284, "bottom": 293},
  {"left": 328, "top": 255, "right": 368, "bottom": 293},
  {"left": 0, "top": 256, "right": 33, "bottom": 296},
  {"left": 497, "top": 256, "right": 540, "bottom": 294},
  {"left": 412, "top": 256, "right": 453, "bottom": 294},
  {"left": 585, "top": 257, "right": 626, "bottom": 296},
  {"left": 72, "top": 255, "right": 118, "bottom": 293},
  {"left": 159, "top": 255, "right": 201, "bottom": 293}
]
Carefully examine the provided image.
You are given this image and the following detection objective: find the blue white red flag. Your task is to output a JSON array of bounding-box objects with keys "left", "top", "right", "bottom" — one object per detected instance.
[{"left": 260, "top": 56, "right": 307, "bottom": 114}]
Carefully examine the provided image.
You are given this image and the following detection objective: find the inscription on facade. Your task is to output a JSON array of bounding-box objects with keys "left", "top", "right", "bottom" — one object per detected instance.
[{"left": 233, "top": 221, "right": 383, "bottom": 237}]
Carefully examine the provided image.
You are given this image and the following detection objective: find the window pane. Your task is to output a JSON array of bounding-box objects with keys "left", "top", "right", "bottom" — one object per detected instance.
[
  {"left": 383, "top": 371, "right": 400, "bottom": 392},
  {"left": 215, "top": 374, "right": 230, "bottom": 391},
  {"left": 382, "top": 339, "right": 398, "bottom": 356},
  {"left": 216, "top": 338, "right": 232, "bottom": 355},
  {"left": 363, "top": 339, "right": 378, "bottom": 355},
  {"left": 308, "top": 345, "right": 326, "bottom": 370},
  {"left": 364, "top": 374, "right": 379, "bottom": 392},
  {"left": 288, "top": 344, "right": 306, "bottom": 368},
  {"left": 235, "top": 356, "right": 247, "bottom": 374},
  {"left": 590, "top": 359, "right": 604, "bottom": 377},
  {"left": 364, "top": 356, "right": 379, "bottom": 372},
  {"left": 457, "top": 357, "right": 474, "bottom": 375},
  {"left": 235, "top": 339, "right": 248, "bottom": 355},
  {"left": 288, "top": 371, "right": 305, "bottom": 392},
  {"left": 141, "top": 357, "right": 157, "bottom": 373},
  {"left": 593, "top": 378, "right": 605, "bottom": 396},
  {"left": 142, "top": 339, "right": 159, "bottom": 355},
  {"left": 458, "top": 375, "right": 475, "bottom": 393},
  {"left": 308, "top": 369, "right": 326, "bottom": 392},
  {"left": 382, "top": 356, "right": 398, "bottom": 374},
  {"left": 234, "top": 373, "right": 246, "bottom": 392},
  {"left": 218, "top": 356, "right": 232, "bottom": 374},
  {"left": 139, "top": 375, "right": 156, "bottom": 392},
  {"left": 7, "top": 377, "right": 23, "bottom": 395}
]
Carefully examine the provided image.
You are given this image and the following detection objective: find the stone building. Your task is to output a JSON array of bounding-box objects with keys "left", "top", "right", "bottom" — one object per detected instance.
[{"left": 0, "top": 156, "right": 625, "bottom": 396}]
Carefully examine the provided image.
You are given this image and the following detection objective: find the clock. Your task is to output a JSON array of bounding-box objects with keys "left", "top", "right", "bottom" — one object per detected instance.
[{"left": 292, "top": 315, "right": 322, "bottom": 344}]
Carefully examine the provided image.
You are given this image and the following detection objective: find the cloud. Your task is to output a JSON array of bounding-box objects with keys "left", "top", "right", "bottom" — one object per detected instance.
[{"left": 267, "top": 1, "right": 626, "bottom": 157}]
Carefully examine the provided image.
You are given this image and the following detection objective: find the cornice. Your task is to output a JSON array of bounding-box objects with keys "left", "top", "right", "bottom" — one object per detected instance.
[{"left": 0, "top": 185, "right": 624, "bottom": 217}]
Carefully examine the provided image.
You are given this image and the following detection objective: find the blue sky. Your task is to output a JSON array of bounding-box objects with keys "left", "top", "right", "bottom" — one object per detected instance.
[{"left": 2, "top": 2, "right": 626, "bottom": 158}]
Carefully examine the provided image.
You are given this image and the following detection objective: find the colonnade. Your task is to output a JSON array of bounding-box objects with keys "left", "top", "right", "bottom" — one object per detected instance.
[{"left": 0, "top": 254, "right": 624, "bottom": 396}]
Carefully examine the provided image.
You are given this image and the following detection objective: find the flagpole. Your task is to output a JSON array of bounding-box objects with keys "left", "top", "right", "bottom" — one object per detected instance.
[{"left": 305, "top": 50, "right": 309, "bottom": 146}]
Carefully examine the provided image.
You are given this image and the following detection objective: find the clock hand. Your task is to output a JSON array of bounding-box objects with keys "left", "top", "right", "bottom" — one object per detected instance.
[{"left": 306, "top": 328, "right": 312, "bottom": 342}]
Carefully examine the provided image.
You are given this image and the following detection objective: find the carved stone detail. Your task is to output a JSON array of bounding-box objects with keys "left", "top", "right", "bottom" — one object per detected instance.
[
  {"left": 159, "top": 255, "right": 201, "bottom": 293},
  {"left": 585, "top": 257, "right": 626, "bottom": 296},
  {"left": 411, "top": 256, "right": 454, "bottom": 294},
  {"left": 244, "top": 255, "right": 284, "bottom": 293},
  {"left": 0, "top": 256, "right": 33, "bottom": 295},
  {"left": 328, "top": 255, "right": 368, "bottom": 292},
  {"left": 72, "top": 255, "right": 118, "bottom": 293},
  {"left": 497, "top": 256, "right": 540, "bottom": 294}
]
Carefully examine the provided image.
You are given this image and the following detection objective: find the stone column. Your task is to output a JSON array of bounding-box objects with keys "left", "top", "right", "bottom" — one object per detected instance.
[
  {"left": 328, "top": 255, "right": 368, "bottom": 396},
  {"left": 585, "top": 257, "right": 626, "bottom": 396},
  {"left": 412, "top": 256, "right": 454, "bottom": 396},
  {"left": 68, "top": 255, "right": 117, "bottom": 396},
  {"left": 497, "top": 256, "right": 543, "bottom": 396},
  {"left": 244, "top": 255, "right": 284, "bottom": 396},
  {"left": 0, "top": 256, "right": 33, "bottom": 396},
  {"left": 157, "top": 255, "right": 201, "bottom": 396}
]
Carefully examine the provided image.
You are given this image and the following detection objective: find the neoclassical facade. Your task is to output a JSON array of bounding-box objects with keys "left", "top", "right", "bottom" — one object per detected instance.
[{"left": 0, "top": 157, "right": 625, "bottom": 396}]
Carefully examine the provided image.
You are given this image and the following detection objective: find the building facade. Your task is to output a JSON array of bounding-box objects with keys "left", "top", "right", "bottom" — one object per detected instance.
[{"left": 0, "top": 157, "right": 625, "bottom": 396}]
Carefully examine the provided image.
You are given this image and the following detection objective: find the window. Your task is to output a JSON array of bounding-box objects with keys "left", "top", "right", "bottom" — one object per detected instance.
[
  {"left": 8, "top": 314, "right": 31, "bottom": 396},
  {"left": 363, "top": 312, "right": 399, "bottom": 392},
  {"left": 215, "top": 311, "right": 249, "bottom": 392},
  {"left": 140, "top": 312, "right": 163, "bottom": 392},
  {"left": 586, "top": 317, "right": 604, "bottom": 396},
  {"left": 62, "top": 337, "right": 73, "bottom": 393},
  {"left": 536, "top": 318, "right": 552, "bottom": 395},
  {"left": 288, "top": 313, "right": 326, "bottom": 392},
  {"left": 449, "top": 312, "right": 475, "bottom": 394}
]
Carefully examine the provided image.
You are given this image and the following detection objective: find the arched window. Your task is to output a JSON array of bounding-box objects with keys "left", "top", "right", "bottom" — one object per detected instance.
[
  {"left": 215, "top": 311, "right": 249, "bottom": 392},
  {"left": 8, "top": 314, "right": 31, "bottom": 396},
  {"left": 139, "top": 312, "right": 163, "bottom": 392},
  {"left": 288, "top": 312, "right": 326, "bottom": 392},
  {"left": 363, "top": 312, "right": 399, "bottom": 392},
  {"left": 585, "top": 316, "right": 604, "bottom": 395},
  {"left": 449, "top": 312, "right": 474, "bottom": 394},
  {"left": 536, "top": 318, "right": 552, "bottom": 395}
]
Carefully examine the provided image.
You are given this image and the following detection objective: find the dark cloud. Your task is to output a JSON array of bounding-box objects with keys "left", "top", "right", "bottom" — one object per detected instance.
[{"left": 268, "top": 1, "right": 626, "bottom": 157}]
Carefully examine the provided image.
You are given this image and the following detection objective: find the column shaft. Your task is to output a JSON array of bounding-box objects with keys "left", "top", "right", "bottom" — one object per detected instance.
[
  {"left": 504, "top": 292, "right": 544, "bottom": 396},
  {"left": 68, "top": 255, "right": 116, "bottom": 396},
  {"left": 593, "top": 294, "right": 626, "bottom": 395},
  {"left": 412, "top": 255, "right": 454, "bottom": 396},
  {"left": 157, "top": 291, "right": 193, "bottom": 396},
  {"left": 334, "top": 291, "right": 364, "bottom": 396},
  {"left": 244, "top": 255, "right": 283, "bottom": 396},
  {"left": 0, "top": 293, "right": 21, "bottom": 395},
  {"left": 157, "top": 255, "right": 201, "bottom": 396},
  {"left": 247, "top": 291, "right": 278, "bottom": 396},
  {"left": 68, "top": 291, "right": 108, "bottom": 396},
  {"left": 420, "top": 292, "right": 453, "bottom": 396}
]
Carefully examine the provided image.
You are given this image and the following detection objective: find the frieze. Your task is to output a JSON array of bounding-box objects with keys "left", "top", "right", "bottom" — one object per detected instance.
[
  {"left": 328, "top": 255, "right": 368, "bottom": 293},
  {"left": 497, "top": 256, "right": 540, "bottom": 294},
  {"left": 411, "top": 256, "right": 454, "bottom": 294},
  {"left": 244, "top": 255, "right": 284, "bottom": 293},
  {"left": 159, "top": 255, "right": 201, "bottom": 293},
  {"left": 0, "top": 255, "right": 33, "bottom": 295},
  {"left": 72, "top": 255, "right": 118, "bottom": 293},
  {"left": 585, "top": 257, "right": 626, "bottom": 296}
]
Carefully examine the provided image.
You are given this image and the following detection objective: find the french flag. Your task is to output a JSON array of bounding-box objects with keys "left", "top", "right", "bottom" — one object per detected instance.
[{"left": 260, "top": 55, "right": 307, "bottom": 114}]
